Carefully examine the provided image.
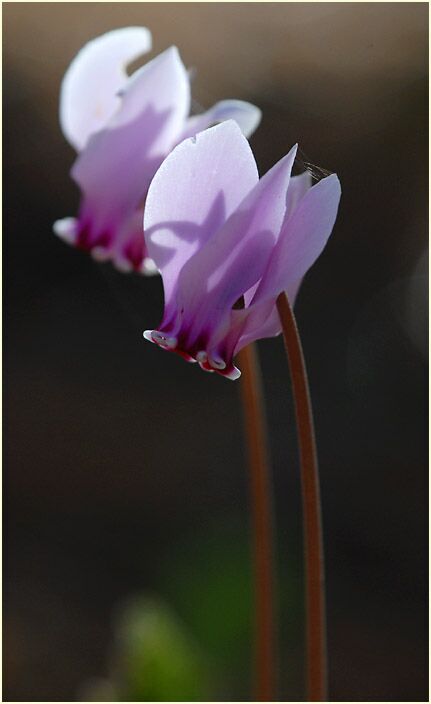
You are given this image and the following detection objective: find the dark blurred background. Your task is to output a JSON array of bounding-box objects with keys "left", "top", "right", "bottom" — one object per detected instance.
[{"left": 3, "top": 3, "right": 428, "bottom": 701}]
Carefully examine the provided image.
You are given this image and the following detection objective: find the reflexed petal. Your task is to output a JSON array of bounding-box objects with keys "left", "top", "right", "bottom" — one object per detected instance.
[
  {"left": 60, "top": 27, "right": 152, "bottom": 151},
  {"left": 233, "top": 174, "right": 339, "bottom": 353},
  {"left": 253, "top": 174, "right": 341, "bottom": 305},
  {"left": 69, "top": 47, "right": 190, "bottom": 264},
  {"left": 107, "top": 46, "right": 190, "bottom": 142},
  {"left": 241, "top": 163, "right": 308, "bottom": 308},
  {"left": 144, "top": 120, "right": 259, "bottom": 306},
  {"left": 180, "top": 99, "right": 262, "bottom": 141},
  {"left": 173, "top": 143, "right": 298, "bottom": 347}
]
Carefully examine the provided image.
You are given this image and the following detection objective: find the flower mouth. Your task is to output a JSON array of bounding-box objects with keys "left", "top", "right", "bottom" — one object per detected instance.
[{"left": 143, "top": 329, "right": 241, "bottom": 379}]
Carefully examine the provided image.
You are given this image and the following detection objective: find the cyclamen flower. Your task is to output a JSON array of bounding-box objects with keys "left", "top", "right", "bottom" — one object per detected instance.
[
  {"left": 143, "top": 120, "right": 341, "bottom": 379},
  {"left": 53, "top": 27, "right": 261, "bottom": 274}
]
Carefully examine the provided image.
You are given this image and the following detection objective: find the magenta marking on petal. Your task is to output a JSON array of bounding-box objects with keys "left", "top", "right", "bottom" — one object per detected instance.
[
  {"left": 95, "top": 230, "right": 112, "bottom": 248},
  {"left": 198, "top": 357, "right": 240, "bottom": 380},
  {"left": 149, "top": 313, "right": 246, "bottom": 379},
  {"left": 147, "top": 328, "right": 197, "bottom": 362},
  {"left": 76, "top": 219, "right": 113, "bottom": 252},
  {"left": 123, "top": 234, "right": 145, "bottom": 271},
  {"left": 76, "top": 221, "right": 93, "bottom": 250},
  {"left": 198, "top": 358, "right": 213, "bottom": 372},
  {"left": 146, "top": 323, "right": 241, "bottom": 379},
  {"left": 165, "top": 330, "right": 208, "bottom": 363},
  {"left": 165, "top": 346, "right": 196, "bottom": 362},
  {"left": 174, "top": 328, "right": 210, "bottom": 358}
]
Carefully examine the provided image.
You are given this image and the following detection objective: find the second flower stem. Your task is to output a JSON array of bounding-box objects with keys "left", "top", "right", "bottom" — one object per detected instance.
[
  {"left": 238, "top": 343, "right": 276, "bottom": 702},
  {"left": 276, "top": 292, "right": 327, "bottom": 702}
]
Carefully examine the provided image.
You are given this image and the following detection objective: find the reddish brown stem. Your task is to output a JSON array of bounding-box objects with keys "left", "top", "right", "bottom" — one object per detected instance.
[
  {"left": 238, "top": 343, "right": 276, "bottom": 702},
  {"left": 276, "top": 292, "right": 327, "bottom": 701}
]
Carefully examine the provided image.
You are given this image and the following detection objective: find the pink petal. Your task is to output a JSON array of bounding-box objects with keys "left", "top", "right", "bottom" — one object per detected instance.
[
  {"left": 60, "top": 27, "right": 152, "bottom": 151},
  {"left": 233, "top": 173, "right": 339, "bottom": 355},
  {"left": 240, "top": 165, "right": 309, "bottom": 309},
  {"left": 144, "top": 120, "right": 259, "bottom": 307},
  {"left": 66, "top": 47, "right": 190, "bottom": 265},
  {"left": 254, "top": 173, "right": 341, "bottom": 306}
]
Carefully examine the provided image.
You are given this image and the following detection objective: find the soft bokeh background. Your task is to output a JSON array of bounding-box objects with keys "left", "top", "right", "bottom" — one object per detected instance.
[{"left": 4, "top": 2, "right": 428, "bottom": 701}]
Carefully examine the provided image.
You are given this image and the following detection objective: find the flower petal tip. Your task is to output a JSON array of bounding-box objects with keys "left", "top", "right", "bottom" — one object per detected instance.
[
  {"left": 141, "top": 257, "right": 159, "bottom": 276},
  {"left": 53, "top": 217, "right": 77, "bottom": 245},
  {"left": 244, "top": 104, "right": 262, "bottom": 137},
  {"left": 143, "top": 330, "right": 155, "bottom": 343},
  {"left": 213, "top": 100, "right": 262, "bottom": 139},
  {"left": 209, "top": 356, "right": 226, "bottom": 371},
  {"left": 91, "top": 246, "right": 111, "bottom": 262},
  {"left": 144, "top": 330, "right": 177, "bottom": 349},
  {"left": 166, "top": 45, "right": 181, "bottom": 61},
  {"left": 201, "top": 118, "right": 245, "bottom": 143},
  {"left": 225, "top": 366, "right": 242, "bottom": 381},
  {"left": 327, "top": 172, "right": 341, "bottom": 190},
  {"left": 114, "top": 258, "right": 134, "bottom": 274}
]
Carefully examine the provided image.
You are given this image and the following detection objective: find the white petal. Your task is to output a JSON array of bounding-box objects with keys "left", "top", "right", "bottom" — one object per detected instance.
[{"left": 60, "top": 27, "right": 152, "bottom": 151}]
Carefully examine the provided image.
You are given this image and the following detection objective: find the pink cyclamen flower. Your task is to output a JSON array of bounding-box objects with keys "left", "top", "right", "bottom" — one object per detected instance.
[
  {"left": 143, "top": 120, "right": 341, "bottom": 379},
  {"left": 53, "top": 27, "right": 261, "bottom": 274}
]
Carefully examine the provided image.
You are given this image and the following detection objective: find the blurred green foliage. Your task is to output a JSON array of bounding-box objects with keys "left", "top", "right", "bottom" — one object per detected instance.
[
  {"left": 82, "top": 597, "right": 213, "bottom": 701},
  {"left": 115, "top": 597, "right": 213, "bottom": 701}
]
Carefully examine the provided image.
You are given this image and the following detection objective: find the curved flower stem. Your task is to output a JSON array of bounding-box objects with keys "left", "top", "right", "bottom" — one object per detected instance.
[
  {"left": 237, "top": 343, "right": 276, "bottom": 702},
  {"left": 276, "top": 292, "right": 327, "bottom": 702}
]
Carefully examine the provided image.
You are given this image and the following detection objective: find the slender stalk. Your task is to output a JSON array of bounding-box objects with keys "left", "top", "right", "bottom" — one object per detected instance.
[
  {"left": 276, "top": 292, "right": 327, "bottom": 702},
  {"left": 237, "top": 343, "right": 276, "bottom": 702}
]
